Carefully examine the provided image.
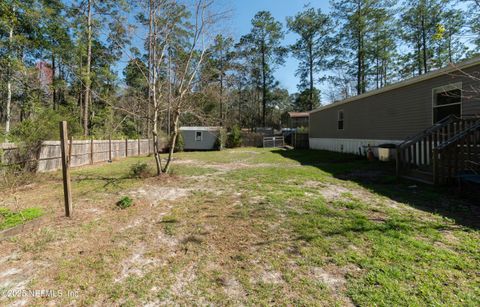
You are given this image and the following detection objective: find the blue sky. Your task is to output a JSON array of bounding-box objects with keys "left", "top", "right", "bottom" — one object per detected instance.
[
  {"left": 115, "top": 0, "right": 473, "bottom": 100},
  {"left": 225, "top": 0, "right": 331, "bottom": 94},
  {"left": 117, "top": 0, "right": 332, "bottom": 95}
]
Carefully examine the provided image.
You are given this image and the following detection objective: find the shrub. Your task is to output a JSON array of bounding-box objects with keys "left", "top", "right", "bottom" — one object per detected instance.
[
  {"left": 227, "top": 125, "right": 242, "bottom": 148},
  {"left": 116, "top": 196, "right": 134, "bottom": 209},
  {"left": 130, "top": 162, "right": 152, "bottom": 178},
  {"left": 215, "top": 129, "right": 226, "bottom": 150},
  {"left": 9, "top": 106, "right": 82, "bottom": 172},
  {"left": 296, "top": 126, "right": 309, "bottom": 134},
  {"left": 174, "top": 132, "right": 184, "bottom": 152}
]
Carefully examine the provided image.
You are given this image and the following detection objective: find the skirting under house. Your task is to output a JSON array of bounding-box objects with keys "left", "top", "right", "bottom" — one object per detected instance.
[{"left": 309, "top": 138, "right": 402, "bottom": 156}]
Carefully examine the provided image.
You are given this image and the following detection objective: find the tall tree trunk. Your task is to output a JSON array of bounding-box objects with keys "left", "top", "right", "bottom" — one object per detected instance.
[
  {"left": 261, "top": 42, "right": 267, "bottom": 127},
  {"left": 356, "top": 31, "right": 362, "bottom": 95},
  {"left": 149, "top": 0, "right": 162, "bottom": 176},
  {"left": 167, "top": 49, "right": 172, "bottom": 135},
  {"left": 83, "top": 0, "right": 92, "bottom": 136},
  {"left": 308, "top": 40, "right": 314, "bottom": 110},
  {"left": 416, "top": 40, "right": 422, "bottom": 75},
  {"left": 421, "top": 14, "right": 428, "bottom": 74},
  {"left": 163, "top": 110, "right": 179, "bottom": 174},
  {"left": 5, "top": 24, "right": 13, "bottom": 135},
  {"left": 220, "top": 49, "right": 224, "bottom": 125},
  {"left": 356, "top": 2, "right": 362, "bottom": 95},
  {"left": 52, "top": 53, "right": 56, "bottom": 110}
]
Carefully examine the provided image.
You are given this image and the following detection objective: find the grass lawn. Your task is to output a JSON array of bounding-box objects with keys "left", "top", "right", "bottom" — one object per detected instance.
[
  {"left": 0, "top": 208, "right": 43, "bottom": 231},
  {"left": 0, "top": 148, "right": 478, "bottom": 306}
]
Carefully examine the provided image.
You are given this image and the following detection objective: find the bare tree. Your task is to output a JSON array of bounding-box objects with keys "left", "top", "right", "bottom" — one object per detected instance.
[
  {"left": 162, "top": 0, "right": 219, "bottom": 173},
  {"left": 141, "top": 0, "right": 221, "bottom": 175}
]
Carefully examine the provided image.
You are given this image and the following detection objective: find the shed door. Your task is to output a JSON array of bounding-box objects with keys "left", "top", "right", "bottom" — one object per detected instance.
[{"left": 195, "top": 131, "right": 203, "bottom": 141}]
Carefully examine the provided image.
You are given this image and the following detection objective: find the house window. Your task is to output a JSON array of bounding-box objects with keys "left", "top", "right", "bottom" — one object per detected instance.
[
  {"left": 338, "top": 110, "right": 344, "bottom": 130},
  {"left": 433, "top": 83, "right": 462, "bottom": 123},
  {"left": 195, "top": 131, "right": 203, "bottom": 141}
]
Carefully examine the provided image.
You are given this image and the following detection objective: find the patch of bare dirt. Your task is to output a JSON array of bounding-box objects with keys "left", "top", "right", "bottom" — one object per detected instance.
[
  {"left": 221, "top": 276, "right": 246, "bottom": 300},
  {"left": 256, "top": 269, "right": 284, "bottom": 285},
  {"left": 115, "top": 243, "right": 163, "bottom": 283},
  {"left": 129, "top": 185, "right": 191, "bottom": 205},
  {"left": 317, "top": 183, "right": 352, "bottom": 202},
  {"left": 170, "top": 265, "right": 197, "bottom": 298},
  {"left": 311, "top": 264, "right": 360, "bottom": 307}
]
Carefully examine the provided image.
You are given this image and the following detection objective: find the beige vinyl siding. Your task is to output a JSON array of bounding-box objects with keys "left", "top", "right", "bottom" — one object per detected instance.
[{"left": 310, "top": 65, "right": 480, "bottom": 141}]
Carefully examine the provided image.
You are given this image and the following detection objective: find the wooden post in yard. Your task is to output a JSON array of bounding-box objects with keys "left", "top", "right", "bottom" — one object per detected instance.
[
  {"left": 125, "top": 138, "right": 128, "bottom": 157},
  {"left": 59, "top": 121, "right": 73, "bottom": 217},
  {"left": 68, "top": 136, "right": 73, "bottom": 164},
  {"left": 138, "top": 138, "right": 141, "bottom": 156}
]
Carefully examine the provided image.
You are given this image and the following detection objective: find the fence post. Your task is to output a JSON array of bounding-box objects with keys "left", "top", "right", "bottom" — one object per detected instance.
[
  {"left": 59, "top": 121, "right": 73, "bottom": 217},
  {"left": 138, "top": 138, "right": 141, "bottom": 156},
  {"left": 125, "top": 138, "right": 128, "bottom": 157},
  {"left": 90, "top": 138, "right": 94, "bottom": 164},
  {"left": 108, "top": 137, "right": 112, "bottom": 162}
]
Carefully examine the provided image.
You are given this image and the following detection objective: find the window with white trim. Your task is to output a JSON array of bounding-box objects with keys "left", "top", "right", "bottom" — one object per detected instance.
[
  {"left": 433, "top": 83, "right": 462, "bottom": 123},
  {"left": 338, "top": 110, "right": 344, "bottom": 130},
  {"left": 195, "top": 131, "right": 203, "bottom": 141}
]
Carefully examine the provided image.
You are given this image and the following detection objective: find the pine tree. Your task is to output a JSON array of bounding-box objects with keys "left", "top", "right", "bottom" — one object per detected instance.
[
  {"left": 432, "top": 7, "right": 468, "bottom": 66},
  {"left": 331, "top": 0, "right": 384, "bottom": 95},
  {"left": 205, "top": 35, "right": 235, "bottom": 125},
  {"left": 287, "top": 6, "right": 333, "bottom": 110},
  {"left": 240, "top": 11, "right": 286, "bottom": 127},
  {"left": 368, "top": 3, "right": 397, "bottom": 88},
  {"left": 400, "top": 0, "right": 447, "bottom": 75}
]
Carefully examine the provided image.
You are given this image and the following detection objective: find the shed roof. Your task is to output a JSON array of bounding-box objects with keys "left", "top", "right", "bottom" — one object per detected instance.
[
  {"left": 179, "top": 126, "right": 221, "bottom": 131},
  {"left": 310, "top": 56, "right": 480, "bottom": 114},
  {"left": 288, "top": 112, "right": 310, "bottom": 118}
]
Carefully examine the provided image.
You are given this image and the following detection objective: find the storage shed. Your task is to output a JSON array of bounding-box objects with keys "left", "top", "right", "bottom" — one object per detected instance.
[
  {"left": 179, "top": 127, "right": 222, "bottom": 151},
  {"left": 288, "top": 112, "right": 309, "bottom": 129}
]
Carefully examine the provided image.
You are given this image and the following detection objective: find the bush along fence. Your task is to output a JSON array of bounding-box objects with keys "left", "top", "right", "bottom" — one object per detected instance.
[{"left": 0, "top": 138, "right": 167, "bottom": 173}]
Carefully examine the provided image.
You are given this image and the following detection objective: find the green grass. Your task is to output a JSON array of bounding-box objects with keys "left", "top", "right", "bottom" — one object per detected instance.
[
  {"left": 3, "top": 148, "right": 478, "bottom": 306},
  {"left": 116, "top": 196, "right": 134, "bottom": 209},
  {"left": 0, "top": 207, "right": 43, "bottom": 230},
  {"left": 197, "top": 148, "right": 480, "bottom": 306}
]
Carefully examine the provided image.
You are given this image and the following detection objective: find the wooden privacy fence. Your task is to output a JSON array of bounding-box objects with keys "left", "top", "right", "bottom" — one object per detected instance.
[
  {"left": 240, "top": 132, "right": 264, "bottom": 147},
  {"left": 1, "top": 138, "right": 165, "bottom": 173}
]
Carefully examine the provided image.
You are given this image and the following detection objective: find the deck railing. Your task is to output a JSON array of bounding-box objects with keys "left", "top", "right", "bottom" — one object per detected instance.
[
  {"left": 433, "top": 121, "right": 480, "bottom": 185},
  {"left": 396, "top": 115, "right": 480, "bottom": 182}
]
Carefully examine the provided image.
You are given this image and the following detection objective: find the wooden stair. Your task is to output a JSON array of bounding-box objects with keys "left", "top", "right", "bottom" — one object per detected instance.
[{"left": 396, "top": 115, "right": 480, "bottom": 185}]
